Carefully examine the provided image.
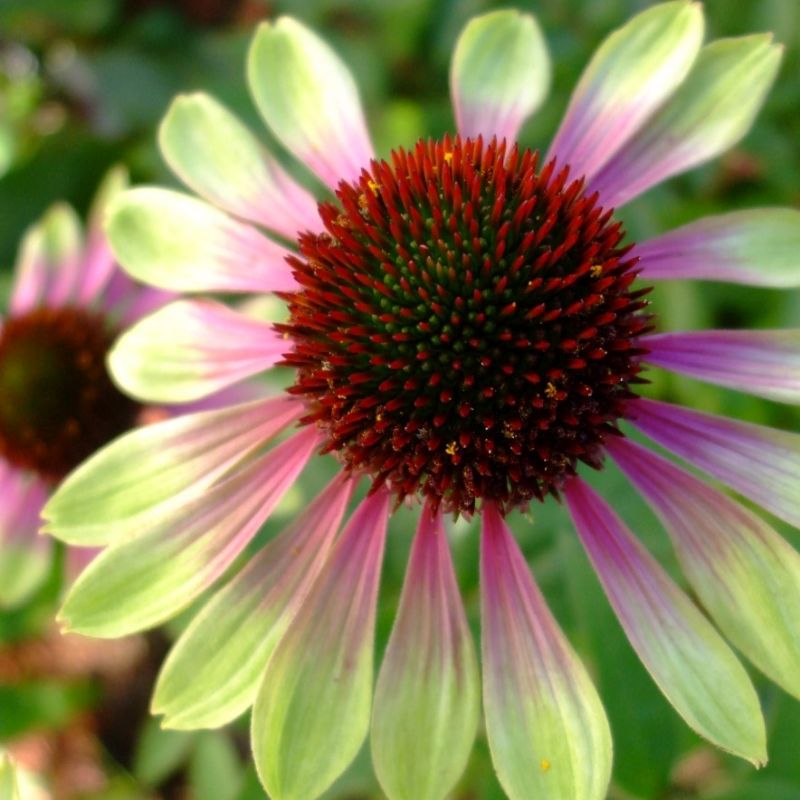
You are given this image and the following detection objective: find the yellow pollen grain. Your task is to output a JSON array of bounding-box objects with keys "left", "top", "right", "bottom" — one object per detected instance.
[
  {"left": 358, "top": 193, "right": 369, "bottom": 210},
  {"left": 545, "top": 382, "right": 558, "bottom": 399},
  {"left": 590, "top": 263, "right": 603, "bottom": 277},
  {"left": 445, "top": 441, "right": 458, "bottom": 456},
  {"left": 443, "top": 151, "right": 453, "bottom": 164},
  {"left": 540, "top": 758, "right": 551, "bottom": 773},
  {"left": 367, "top": 179, "right": 380, "bottom": 194}
]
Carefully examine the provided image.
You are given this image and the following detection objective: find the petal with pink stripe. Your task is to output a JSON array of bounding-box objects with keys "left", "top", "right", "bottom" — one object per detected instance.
[
  {"left": 10, "top": 204, "right": 82, "bottom": 313},
  {"left": 450, "top": 10, "right": 550, "bottom": 144},
  {"left": 159, "top": 93, "right": 321, "bottom": 239},
  {"left": 629, "top": 397, "right": 800, "bottom": 528},
  {"left": 106, "top": 188, "right": 297, "bottom": 294},
  {"left": 0, "top": 464, "right": 47, "bottom": 546},
  {"left": 152, "top": 475, "right": 353, "bottom": 729},
  {"left": 547, "top": 1, "right": 703, "bottom": 183},
  {"left": 43, "top": 395, "right": 302, "bottom": 546},
  {"left": 109, "top": 299, "right": 286, "bottom": 403},
  {"left": 8, "top": 224, "right": 47, "bottom": 314},
  {"left": 481, "top": 503, "right": 612, "bottom": 800},
  {"left": 247, "top": 17, "right": 374, "bottom": 191},
  {"left": 644, "top": 329, "right": 800, "bottom": 404},
  {"left": 634, "top": 208, "right": 800, "bottom": 286},
  {"left": 77, "top": 166, "right": 129, "bottom": 304},
  {"left": 565, "top": 477, "right": 766, "bottom": 765},
  {"left": 589, "top": 35, "right": 782, "bottom": 208},
  {"left": 252, "top": 488, "right": 390, "bottom": 800},
  {"left": 58, "top": 427, "right": 319, "bottom": 637},
  {"left": 609, "top": 438, "right": 800, "bottom": 699},
  {"left": 115, "top": 285, "right": 173, "bottom": 327},
  {"left": 372, "top": 503, "right": 479, "bottom": 800},
  {"left": 0, "top": 468, "right": 50, "bottom": 608},
  {"left": 96, "top": 268, "right": 170, "bottom": 326}
]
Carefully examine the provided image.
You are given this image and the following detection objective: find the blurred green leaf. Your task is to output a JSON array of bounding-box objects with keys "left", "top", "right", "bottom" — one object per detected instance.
[
  {"left": 132, "top": 718, "right": 195, "bottom": 787},
  {"left": 189, "top": 731, "right": 242, "bottom": 800},
  {"left": 0, "top": 0, "right": 117, "bottom": 38},
  {"left": 0, "top": 680, "right": 95, "bottom": 738},
  {"left": 708, "top": 778, "right": 800, "bottom": 800}
]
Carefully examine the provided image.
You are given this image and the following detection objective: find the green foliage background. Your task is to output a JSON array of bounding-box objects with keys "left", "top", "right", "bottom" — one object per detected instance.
[{"left": 1, "top": 0, "right": 799, "bottom": 798}]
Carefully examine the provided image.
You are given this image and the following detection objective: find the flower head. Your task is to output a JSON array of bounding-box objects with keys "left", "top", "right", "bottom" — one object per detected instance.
[
  {"left": 282, "top": 135, "right": 650, "bottom": 513},
  {"left": 43, "top": 5, "right": 800, "bottom": 800}
]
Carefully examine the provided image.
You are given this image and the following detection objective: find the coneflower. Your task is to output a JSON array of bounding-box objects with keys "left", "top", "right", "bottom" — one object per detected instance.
[
  {"left": 43, "top": 5, "right": 800, "bottom": 800},
  {"left": 0, "top": 168, "right": 168, "bottom": 604}
]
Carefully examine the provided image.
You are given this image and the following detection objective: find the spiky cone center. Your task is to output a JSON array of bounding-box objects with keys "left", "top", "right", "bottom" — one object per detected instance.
[
  {"left": 280, "top": 136, "right": 651, "bottom": 514},
  {"left": 0, "top": 306, "right": 141, "bottom": 481}
]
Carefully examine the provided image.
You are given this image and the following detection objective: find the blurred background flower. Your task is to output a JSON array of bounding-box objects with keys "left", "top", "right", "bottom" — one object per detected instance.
[{"left": 1, "top": 1, "right": 800, "bottom": 799}]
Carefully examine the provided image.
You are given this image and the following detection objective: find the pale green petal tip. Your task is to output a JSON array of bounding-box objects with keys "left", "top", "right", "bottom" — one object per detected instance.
[
  {"left": 157, "top": 92, "right": 191, "bottom": 152},
  {"left": 29, "top": 201, "right": 83, "bottom": 260},
  {"left": 0, "top": 546, "right": 51, "bottom": 608},
  {"left": 615, "top": 1, "right": 704, "bottom": 45},
  {"left": 726, "top": 710, "right": 768, "bottom": 769},
  {"left": 452, "top": 8, "right": 550, "bottom": 133},
  {"left": 156, "top": 713, "right": 197, "bottom": 732},
  {"left": 246, "top": 16, "right": 322, "bottom": 100},
  {"left": 106, "top": 332, "right": 165, "bottom": 404},
  {"left": 157, "top": 91, "right": 223, "bottom": 165},
  {"left": 104, "top": 190, "right": 148, "bottom": 277},
  {"left": 57, "top": 595, "right": 80, "bottom": 636},
  {"left": 57, "top": 566, "right": 116, "bottom": 638},
  {"left": 41, "top": 201, "right": 82, "bottom": 235},
  {"left": 104, "top": 187, "right": 193, "bottom": 286},
  {"left": 93, "top": 164, "right": 130, "bottom": 224},
  {"left": 246, "top": 16, "right": 300, "bottom": 73},
  {"left": 40, "top": 491, "right": 65, "bottom": 531},
  {"left": 40, "top": 480, "right": 74, "bottom": 533},
  {"left": 461, "top": 8, "right": 544, "bottom": 40},
  {"left": 718, "top": 31, "right": 783, "bottom": 75},
  {"left": 55, "top": 609, "right": 73, "bottom": 636}
]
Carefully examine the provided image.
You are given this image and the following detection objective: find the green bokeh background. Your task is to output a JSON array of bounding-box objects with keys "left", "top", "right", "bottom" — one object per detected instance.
[{"left": 1, "top": 0, "right": 799, "bottom": 798}]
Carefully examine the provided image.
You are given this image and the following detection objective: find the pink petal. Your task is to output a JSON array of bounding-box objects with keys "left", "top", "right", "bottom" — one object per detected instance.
[
  {"left": 608, "top": 436, "right": 800, "bottom": 698},
  {"left": 65, "top": 546, "right": 102, "bottom": 583},
  {"left": 547, "top": 2, "right": 703, "bottom": 183},
  {"left": 9, "top": 229, "right": 47, "bottom": 314},
  {"left": 247, "top": 18, "right": 375, "bottom": 191},
  {"left": 59, "top": 426, "right": 322, "bottom": 637},
  {"left": 633, "top": 209, "right": 800, "bottom": 286},
  {"left": 586, "top": 35, "right": 781, "bottom": 208},
  {"left": 153, "top": 473, "right": 355, "bottom": 729},
  {"left": 629, "top": 397, "right": 800, "bottom": 528},
  {"left": 0, "top": 467, "right": 51, "bottom": 607},
  {"left": 159, "top": 93, "right": 322, "bottom": 239},
  {"left": 78, "top": 235, "right": 117, "bottom": 305},
  {"left": 42, "top": 395, "right": 305, "bottom": 546},
  {"left": 77, "top": 167, "right": 131, "bottom": 303},
  {"left": 564, "top": 476, "right": 766, "bottom": 764},
  {"left": 109, "top": 299, "right": 288, "bottom": 403},
  {"left": 96, "top": 267, "right": 173, "bottom": 326},
  {"left": 450, "top": 10, "right": 550, "bottom": 145},
  {"left": 252, "top": 487, "right": 391, "bottom": 800},
  {"left": 9, "top": 206, "right": 83, "bottom": 312},
  {"left": 0, "top": 465, "right": 48, "bottom": 545},
  {"left": 115, "top": 286, "right": 174, "bottom": 326},
  {"left": 480, "top": 502, "right": 612, "bottom": 800},
  {"left": 372, "top": 502, "right": 479, "bottom": 800},
  {"left": 107, "top": 188, "right": 298, "bottom": 295},
  {"left": 644, "top": 329, "right": 800, "bottom": 404}
]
